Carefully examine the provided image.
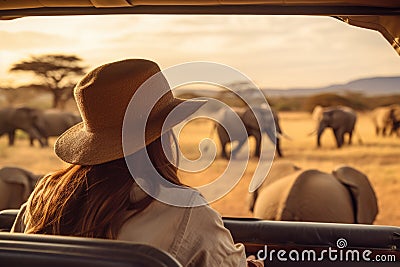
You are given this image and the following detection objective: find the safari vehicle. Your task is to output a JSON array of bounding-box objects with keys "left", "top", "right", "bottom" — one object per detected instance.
[{"left": 0, "top": 1, "right": 400, "bottom": 267}]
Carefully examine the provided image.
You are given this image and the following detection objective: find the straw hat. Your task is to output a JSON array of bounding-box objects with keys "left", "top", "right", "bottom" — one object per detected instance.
[{"left": 55, "top": 59, "right": 205, "bottom": 165}]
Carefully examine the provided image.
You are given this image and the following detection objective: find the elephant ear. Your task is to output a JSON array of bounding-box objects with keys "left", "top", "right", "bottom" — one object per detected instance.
[
  {"left": 0, "top": 167, "right": 32, "bottom": 200},
  {"left": 242, "top": 109, "right": 258, "bottom": 130},
  {"left": 332, "top": 166, "right": 378, "bottom": 224},
  {"left": 323, "top": 109, "right": 335, "bottom": 119}
]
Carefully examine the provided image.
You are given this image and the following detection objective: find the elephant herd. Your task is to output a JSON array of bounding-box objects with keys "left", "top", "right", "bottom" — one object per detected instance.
[
  {"left": 313, "top": 104, "right": 400, "bottom": 148},
  {"left": 0, "top": 107, "right": 81, "bottom": 147},
  {"left": 0, "top": 107, "right": 82, "bottom": 211},
  {"left": 215, "top": 104, "right": 400, "bottom": 159},
  {"left": 0, "top": 104, "right": 388, "bottom": 225},
  {"left": 213, "top": 104, "right": 360, "bottom": 159},
  {"left": 213, "top": 104, "right": 382, "bottom": 225}
]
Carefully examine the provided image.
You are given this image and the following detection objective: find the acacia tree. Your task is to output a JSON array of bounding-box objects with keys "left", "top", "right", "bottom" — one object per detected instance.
[{"left": 9, "top": 54, "right": 86, "bottom": 108}]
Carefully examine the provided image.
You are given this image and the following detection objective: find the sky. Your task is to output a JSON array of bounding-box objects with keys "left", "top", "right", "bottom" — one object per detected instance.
[{"left": 0, "top": 14, "right": 399, "bottom": 89}]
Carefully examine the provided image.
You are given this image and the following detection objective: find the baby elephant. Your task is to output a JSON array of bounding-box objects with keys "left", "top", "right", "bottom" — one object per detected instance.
[
  {"left": 0, "top": 167, "right": 43, "bottom": 210},
  {"left": 249, "top": 161, "right": 378, "bottom": 224}
]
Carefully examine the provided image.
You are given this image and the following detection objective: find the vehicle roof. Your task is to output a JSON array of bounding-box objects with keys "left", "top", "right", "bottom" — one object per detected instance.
[
  {"left": 0, "top": 1, "right": 399, "bottom": 9},
  {"left": 0, "top": 0, "right": 399, "bottom": 55}
]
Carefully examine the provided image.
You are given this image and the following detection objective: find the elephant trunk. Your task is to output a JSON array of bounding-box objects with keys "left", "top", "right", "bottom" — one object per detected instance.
[
  {"left": 275, "top": 138, "right": 283, "bottom": 157},
  {"left": 263, "top": 127, "right": 284, "bottom": 157},
  {"left": 249, "top": 189, "right": 258, "bottom": 213},
  {"left": 263, "top": 127, "right": 277, "bottom": 146}
]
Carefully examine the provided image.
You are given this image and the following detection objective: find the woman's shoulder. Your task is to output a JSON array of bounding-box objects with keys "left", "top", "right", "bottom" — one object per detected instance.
[
  {"left": 144, "top": 192, "right": 226, "bottom": 234},
  {"left": 119, "top": 194, "right": 246, "bottom": 266},
  {"left": 168, "top": 201, "right": 246, "bottom": 267}
]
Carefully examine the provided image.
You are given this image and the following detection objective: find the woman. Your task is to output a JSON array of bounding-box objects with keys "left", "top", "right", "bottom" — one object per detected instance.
[{"left": 12, "top": 59, "right": 262, "bottom": 267}]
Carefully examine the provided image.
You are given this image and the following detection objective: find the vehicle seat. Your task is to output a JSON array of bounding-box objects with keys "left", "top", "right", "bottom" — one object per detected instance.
[
  {"left": 224, "top": 217, "right": 400, "bottom": 266},
  {"left": 0, "top": 209, "right": 18, "bottom": 232},
  {"left": 0, "top": 210, "right": 181, "bottom": 267}
]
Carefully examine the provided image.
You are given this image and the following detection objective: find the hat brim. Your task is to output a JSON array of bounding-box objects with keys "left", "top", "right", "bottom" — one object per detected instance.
[{"left": 54, "top": 98, "right": 206, "bottom": 165}]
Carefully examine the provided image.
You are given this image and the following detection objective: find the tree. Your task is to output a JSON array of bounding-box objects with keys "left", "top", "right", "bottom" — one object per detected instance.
[{"left": 9, "top": 54, "right": 86, "bottom": 108}]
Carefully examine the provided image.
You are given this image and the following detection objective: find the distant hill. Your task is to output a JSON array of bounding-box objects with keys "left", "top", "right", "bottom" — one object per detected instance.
[
  {"left": 263, "top": 76, "right": 400, "bottom": 97},
  {"left": 175, "top": 76, "right": 400, "bottom": 98}
]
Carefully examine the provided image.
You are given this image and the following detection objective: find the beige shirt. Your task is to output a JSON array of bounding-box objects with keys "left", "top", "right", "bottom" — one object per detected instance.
[{"left": 11, "top": 186, "right": 246, "bottom": 267}]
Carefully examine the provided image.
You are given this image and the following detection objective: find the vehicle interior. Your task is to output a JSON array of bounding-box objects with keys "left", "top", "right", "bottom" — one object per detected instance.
[{"left": 0, "top": 1, "right": 399, "bottom": 266}]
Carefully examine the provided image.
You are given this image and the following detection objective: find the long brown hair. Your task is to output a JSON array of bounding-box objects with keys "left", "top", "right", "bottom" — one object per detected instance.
[{"left": 25, "top": 132, "right": 182, "bottom": 239}]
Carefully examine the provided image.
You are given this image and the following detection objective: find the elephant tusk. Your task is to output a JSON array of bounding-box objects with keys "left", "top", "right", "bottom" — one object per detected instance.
[
  {"left": 308, "top": 129, "right": 317, "bottom": 136},
  {"left": 282, "top": 133, "right": 293, "bottom": 140},
  {"left": 277, "top": 132, "right": 293, "bottom": 140}
]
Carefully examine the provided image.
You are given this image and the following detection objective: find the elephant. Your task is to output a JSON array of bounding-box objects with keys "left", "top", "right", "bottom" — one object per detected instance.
[
  {"left": 371, "top": 104, "right": 400, "bottom": 136},
  {"left": 248, "top": 161, "right": 378, "bottom": 224},
  {"left": 317, "top": 106, "right": 357, "bottom": 148},
  {"left": 389, "top": 106, "right": 400, "bottom": 136},
  {"left": 30, "top": 109, "right": 82, "bottom": 146},
  {"left": 0, "top": 166, "right": 43, "bottom": 210},
  {"left": 215, "top": 106, "right": 283, "bottom": 159},
  {"left": 0, "top": 107, "right": 46, "bottom": 147}
]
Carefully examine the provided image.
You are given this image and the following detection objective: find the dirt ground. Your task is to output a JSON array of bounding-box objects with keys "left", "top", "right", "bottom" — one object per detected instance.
[{"left": 1, "top": 111, "right": 399, "bottom": 226}]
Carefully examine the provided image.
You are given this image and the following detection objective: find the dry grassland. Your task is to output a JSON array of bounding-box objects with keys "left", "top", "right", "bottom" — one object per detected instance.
[{"left": 0, "top": 111, "right": 399, "bottom": 226}]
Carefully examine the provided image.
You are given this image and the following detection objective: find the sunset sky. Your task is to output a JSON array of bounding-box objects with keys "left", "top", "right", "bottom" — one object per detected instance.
[{"left": 0, "top": 14, "right": 399, "bottom": 89}]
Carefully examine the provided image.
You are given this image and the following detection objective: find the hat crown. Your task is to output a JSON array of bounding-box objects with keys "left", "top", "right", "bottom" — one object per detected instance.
[{"left": 74, "top": 59, "right": 166, "bottom": 132}]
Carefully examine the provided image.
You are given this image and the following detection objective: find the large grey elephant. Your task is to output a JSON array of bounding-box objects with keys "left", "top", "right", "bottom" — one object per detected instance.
[
  {"left": 215, "top": 106, "right": 283, "bottom": 159},
  {"left": 248, "top": 161, "right": 378, "bottom": 224},
  {"left": 0, "top": 167, "right": 43, "bottom": 210},
  {"left": 0, "top": 107, "right": 46, "bottom": 147},
  {"left": 317, "top": 106, "right": 357, "bottom": 148},
  {"left": 30, "top": 109, "right": 82, "bottom": 146}
]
